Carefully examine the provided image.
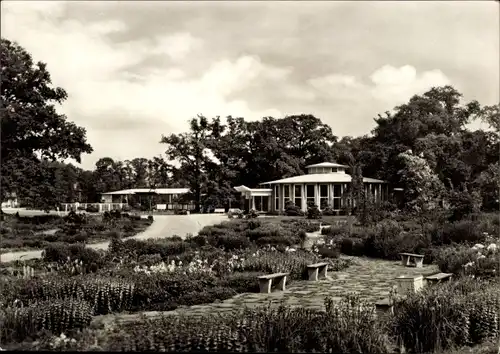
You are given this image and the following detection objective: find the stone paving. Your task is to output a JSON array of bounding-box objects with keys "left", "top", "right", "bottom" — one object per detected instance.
[{"left": 93, "top": 256, "right": 439, "bottom": 327}]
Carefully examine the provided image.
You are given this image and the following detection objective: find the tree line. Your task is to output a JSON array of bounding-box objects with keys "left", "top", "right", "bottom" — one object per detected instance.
[{"left": 1, "top": 38, "right": 499, "bottom": 213}]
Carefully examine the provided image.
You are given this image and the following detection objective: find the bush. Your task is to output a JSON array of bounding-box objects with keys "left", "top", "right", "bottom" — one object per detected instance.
[
  {"left": 147, "top": 215, "right": 154, "bottom": 221},
  {"left": 85, "top": 205, "right": 99, "bottom": 213},
  {"left": 216, "top": 235, "right": 252, "bottom": 251},
  {"left": 307, "top": 204, "right": 322, "bottom": 219},
  {"left": 284, "top": 201, "right": 304, "bottom": 216},
  {"left": 432, "top": 220, "right": 486, "bottom": 246},
  {"left": 220, "top": 272, "right": 261, "bottom": 293},
  {"left": 340, "top": 237, "right": 366, "bottom": 256}
]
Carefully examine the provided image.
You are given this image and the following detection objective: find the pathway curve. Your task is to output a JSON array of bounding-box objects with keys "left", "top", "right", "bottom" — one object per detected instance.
[
  {"left": 0, "top": 214, "right": 227, "bottom": 263},
  {"left": 92, "top": 256, "right": 439, "bottom": 328}
]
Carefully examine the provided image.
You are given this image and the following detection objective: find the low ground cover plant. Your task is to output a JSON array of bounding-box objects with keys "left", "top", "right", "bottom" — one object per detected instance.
[
  {"left": 0, "top": 211, "right": 152, "bottom": 250},
  {"left": 392, "top": 277, "right": 500, "bottom": 353},
  {"left": 28, "top": 296, "right": 389, "bottom": 353}
]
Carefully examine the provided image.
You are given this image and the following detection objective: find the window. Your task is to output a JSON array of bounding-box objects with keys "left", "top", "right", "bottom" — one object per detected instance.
[
  {"left": 333, "top": 184, "right": 342, "bottom": 210},
  {"left": 332, "top": 168, "right": 337, "bottom": 173},
  {"left": 284, "top": 184, "right": 291, "bottom": 203},
  {"left": 294, "top": 185, "right": 302, "bottom": 207},
  {"left": 275, "top": 185, "right": 279, "bottom": 210},
  {"left": 319, "top": 184, "right": 329, "bottom": 209},
  {"left": 306, "top": 184, "right": 315, "bottom": 207}
]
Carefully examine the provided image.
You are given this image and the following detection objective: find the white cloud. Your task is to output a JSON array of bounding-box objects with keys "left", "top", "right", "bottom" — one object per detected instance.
[
  {"left": 152, "top": 32, "right": 202, "bottom": 61},
  {"left": 369, "top": 65, "right": 450, "bottom": 104},
  {"left": 1, "top": 1, "right": 286, "bottom": 169},
  {"left": 309, "top": 65, "right": 451, "bottom": 107}
]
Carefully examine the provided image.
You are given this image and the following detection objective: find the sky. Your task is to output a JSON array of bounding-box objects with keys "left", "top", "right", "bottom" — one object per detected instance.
[{"left": 1, "top": 1, "right": 499, "bottom": 170}]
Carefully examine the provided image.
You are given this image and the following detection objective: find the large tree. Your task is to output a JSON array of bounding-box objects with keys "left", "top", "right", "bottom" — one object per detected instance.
[
  {"left": 1, "top": 38, "right": 93, "bottom": 206},
  {"left": 161, "top": 115, "right": 214, "bottom": 212}
]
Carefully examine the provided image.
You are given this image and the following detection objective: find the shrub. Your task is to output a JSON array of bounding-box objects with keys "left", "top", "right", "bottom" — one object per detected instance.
[
  {"left": 220, "top": 272, "right": 261, "bottom": 293},
  {"left": 340, "top": 237, "right": 366, "bottom": 256},
  {"left": 307, "top": 204, "right": 322, "bottom": 219},
  {"left": 216, "top": 235, "right": 252, "bottom": 251},
  {"left": 148, "top": 215, "right": 154, "bottom": 221},
  {"left": 432, "top": 220, "right": 486, "bottom": 246},
  {"left": 392, "top": 279, "right": 500, "bottom": 353},
  {"left": 85, "top": 205, "right": 99, "bottom": 213},
  {"left": 284, "top": 200, "right": 304, "bottom": 216},
  {"left": 42, "top": 243, "right": 103, "bottom": 268}
]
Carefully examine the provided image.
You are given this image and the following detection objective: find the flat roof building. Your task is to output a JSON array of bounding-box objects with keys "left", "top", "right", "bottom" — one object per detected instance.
[{"left": 234, "top": 162, "right": 388, "bottom": 213}]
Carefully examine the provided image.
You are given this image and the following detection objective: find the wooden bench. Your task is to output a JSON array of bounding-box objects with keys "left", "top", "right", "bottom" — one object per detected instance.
[
  {"left": 375, "top": 298, "right": 394, "bottom": 315},
  {"left": 425, "top": 272, "right": 453, "bottom": 285},
  {"left": 306, "top": 262, "right": 329, "bottom": 281},
  {"left": 399, "top": 252, "right": 424, "bottom": 268},
  {"left": 257, "top": 272, "right": 289, "bottom": 293}
]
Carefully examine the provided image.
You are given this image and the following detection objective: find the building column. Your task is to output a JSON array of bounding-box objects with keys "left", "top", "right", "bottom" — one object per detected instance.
[
  {"left": 329, "top": 184, "right": 334, "bottom": 207},
  {"left": 251, "top": 195, "right": 255, "bottom": 210},
  {"left": 314, "top": 183, "right": 320, "bottom": 207},
  {"left": 280, "top": 185, "right": 284, "bottom": 212},
  {"left": 340, "top": 183, "right": 344, "bottom": 208},
  {"left": 301, "top": 184, "right": 306, "bottom": 212},
  {"left": 267, "top": 195, "right": 271, "bottom": 212},
  {"left": 378, "top": 184, "right": 382, "bottom": 202}
]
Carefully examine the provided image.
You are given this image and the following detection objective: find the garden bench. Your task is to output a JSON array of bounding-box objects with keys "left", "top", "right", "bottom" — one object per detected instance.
[
  {"left": 306, "top": 262, "right": 329, "bottom": 281},
  {"left": 374, "top": 298, "right": 394, "bottom": 315},
  {"left": 399, "top": 252, "right": 424, "bottom": 268},
  {"left": 257, "top": 272, "right": 289, "bottom": 294},
  {"left": 214, "top": 208, "right": 225, "bottom": 213},
  {"left": 425, "top": 272, "right": 453, "bottom": 285}
]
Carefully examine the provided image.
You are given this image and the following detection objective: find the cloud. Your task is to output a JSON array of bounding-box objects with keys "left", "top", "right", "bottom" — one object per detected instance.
[
  {"left": 369, "top": 65, "right": 450, "bottom": 104},
  {"left": 308, "top": 65, "right": 451, "bottom": 107},
  {"left": 1, "top": 1, "right": 287, "bottom": 169}
]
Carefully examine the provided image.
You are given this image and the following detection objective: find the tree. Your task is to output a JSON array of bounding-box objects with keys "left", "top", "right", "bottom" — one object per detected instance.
[
  {"left": 369, "top": 86, "right": 480, "bottom": 187},
  {"left": 479, "top": 104, "right": 500, "bottom": 134},
  {"left": 161, "top": 115, "right": 214, "bottom": 213},
  {"left": 474, "top": 162, "right": 500, "bottom": 211},
  {"left": 397, "top": 150, "right": 445, "bottom": 213},
  {"left": 1, "top": 38, "right": 93, "bottom": 206}
]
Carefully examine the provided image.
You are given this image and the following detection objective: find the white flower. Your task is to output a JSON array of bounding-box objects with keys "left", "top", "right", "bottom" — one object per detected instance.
[
  {"left": 464, "top": 262, "right": 474, "bottom": 268},
  {"left": 478, "top": 255, "right": 486, "bottom": 260},
  {"left": 487, "top": 243, "right": 497, "bottom": 252},
  {"left": 473, "top": 244, "right": 485, "bottom": 250}
]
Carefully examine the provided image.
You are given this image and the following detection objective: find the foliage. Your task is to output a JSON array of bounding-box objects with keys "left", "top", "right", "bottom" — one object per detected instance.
[
  {"left": 284, "top": 200, "right": 304, "bottom": 216},
  {"left": 392, "top": 278, "right": 500, "bottom": 353},
  {"left": 1, "top": 213, "right": 152, "bottom": 250},
  {"left": 0, "top": 38, "right": 93, "bottom": 207},
  {"left": 78, "top": 296, "right": 388, "bottom": 353},
  {"left": 397, "top": 149, "right": 445, "bottom": 213},
  {"left": 307, "top": 204, "right": 322, "bottom": 219}
]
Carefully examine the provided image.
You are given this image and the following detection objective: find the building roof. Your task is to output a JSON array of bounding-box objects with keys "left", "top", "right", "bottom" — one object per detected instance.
[
  {"left": 305, "top": 162, "right": 349, "bottom": 169},
  {"left": 102, "top": 188, "right": 190, "bottom": 195},
  {"left": 234, "top": 186, "right": 273, "bottom": 196},
  {"left": 260, "top": 174, "right": 386, "bottom": 185}
]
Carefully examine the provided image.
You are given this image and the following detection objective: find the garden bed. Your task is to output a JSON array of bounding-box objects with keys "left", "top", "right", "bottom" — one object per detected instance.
[{"left": 0, "top": 211, "right": 153, "bottom": 252}]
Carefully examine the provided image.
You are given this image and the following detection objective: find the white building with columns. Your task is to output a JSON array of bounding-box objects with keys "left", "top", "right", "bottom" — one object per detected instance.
[{"left": 234, "top": 162, "right": 388, "bottom": 213}]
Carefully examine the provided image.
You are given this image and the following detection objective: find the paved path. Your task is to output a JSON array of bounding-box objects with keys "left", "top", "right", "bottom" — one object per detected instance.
[
  {"left": 93, "top": 256, "right": 439, "bottom": 328},
  {"left": 0, "top": 214, "right": 227, "bottom": 263}
]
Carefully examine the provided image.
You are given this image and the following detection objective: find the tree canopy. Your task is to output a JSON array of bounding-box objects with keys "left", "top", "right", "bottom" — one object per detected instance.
[{"left": 1, "top": 38, "right": 93, "bottom": 208}]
